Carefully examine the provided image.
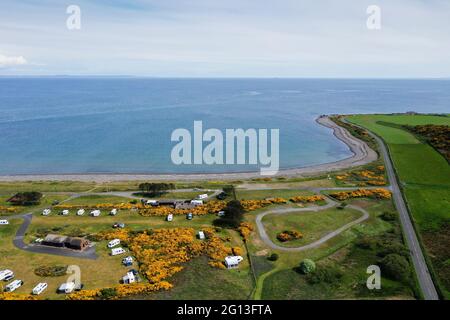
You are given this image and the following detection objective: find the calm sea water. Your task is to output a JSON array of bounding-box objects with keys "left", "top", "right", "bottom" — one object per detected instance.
[{"left": 0, "top": 78, "right": 449, "bottom": 175}]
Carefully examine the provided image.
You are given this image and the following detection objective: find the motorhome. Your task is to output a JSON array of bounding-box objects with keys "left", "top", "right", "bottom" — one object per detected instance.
[
  {"left": 122, "top": 271, "right": 135, "bottom": 284},
  {"left": 76, "top": 209, "right": 85, "bottom": 216},
  {"left": 0, "top": 269, "right": 14, "bottom": 281},
  {"left": 111, "top": 247, "right": 126, "bottom": 256},
  {"left": 42, "top": 209, "right": 51, "bottom": 216},
  {"left": 167, "top": 214, "right": 173, "bottom": 222},
  {"left": 108, "top": 239, "right": 121, "bottom": 248},
  {"left": 122, "top": 256, "right": 133, "bottom": 267},
  {"left": 61, "top": 210, "right": 69, "bottom": 216},
  {"left": 32, "top": 282, "right": 48, "bottom": 295},
  {"left": 57, "top": 282, "right": 76, "bottom": 294},
  {"left": 198, "top": 231, "right": 205, "bottom": 240},
  {"left": 224, "top": 256, "right": 244, "bottom": 269},
  {"left": 110, "top": 208, "right": 118, "bottom": 216},
  {"left": 146, "top": 200, "right": 159, "bottom": 206},
  {"left": 197, "top": 194, "right": 208, "bottom": 200},
  {"left": 190, "top": 199, "right": 203, "bottom": 206},
  {"left": 5, "top": 280, "right": 23, "bottom": 292},
  {"left": 90, "top": 210, "right": 101, "bottom": 217},
  {"left": 0, "top": 220, "right": 9, "bottom": 225}
]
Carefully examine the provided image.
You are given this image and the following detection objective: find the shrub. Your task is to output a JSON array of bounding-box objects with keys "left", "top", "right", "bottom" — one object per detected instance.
[
  {"left": 129, "top": 199, "right": 138, "bottom": 204},
  {"left": 306, "top": 266, "right": 343, "bottom": 285},
  {"left": 380, "top": 211, "right": 397, "bottom": 221},
  {"left": 276, "top": 230, "right": 303, "bottom": 242},
  {"left": 377, "top": 241, "right": 409, "bottom": 258},
  {"left": 7, "top": 192, "right": 43, "bottom": 206},
  {"left": 267, "top": 253, "right": 279, "bottom": 261},
  {"left": 298, "top": 259, "right": 316, "bottom": 274},
  {"left": 379, "top": 254, "right": 410, "bottom": 281},
  {"left": 34, "top": 265, "right": 68, "bottom": 277},
  {"left": 98, "top": 288, "right": 118, "bottom": 300}
]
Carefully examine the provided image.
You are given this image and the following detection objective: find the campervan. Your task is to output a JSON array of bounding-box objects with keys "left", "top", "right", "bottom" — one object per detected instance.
[
  {"left": 110, "top": 209, "right": 118, "bottom": 216},
  {"left": 167, "top": 214, "right": 173, "bottom": 222},
  {"left": 42, "top": 209, "right": 51, "bottom": 216},
  {"left": 0, "top": 220, "right": 9, "bottom": 225},
  {"left": 90, "top": 210, "right": 101, "bottom": 217},
  {"left": 77, "top": 209, "right": 85, "bottom": 216}
]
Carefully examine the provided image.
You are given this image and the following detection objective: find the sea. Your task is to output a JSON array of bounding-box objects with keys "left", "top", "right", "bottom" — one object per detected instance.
[{"left": 0, "top": 78, "right": 449, "bottom": 175}]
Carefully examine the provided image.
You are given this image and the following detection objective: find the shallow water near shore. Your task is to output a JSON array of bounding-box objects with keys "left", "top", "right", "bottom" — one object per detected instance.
[{"left": 0, "top": 78, "right": 449, "bottom": 175}]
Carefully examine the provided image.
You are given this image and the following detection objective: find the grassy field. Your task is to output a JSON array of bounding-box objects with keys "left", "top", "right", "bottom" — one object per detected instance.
[
  {"left": 64, "top": 195, "right": 134, "bottom": 206},
  {"left": 261, "top": 208, "right": 363, "bottom": 248},
  {"left": 348, "top": 114, "right": 450, "bottom": 298},
  {"left": 244, "top": 196, "right": 418, "bottom": 300},
  {"left": 235, "top": 189, "right": 314, "bottom": 200}
]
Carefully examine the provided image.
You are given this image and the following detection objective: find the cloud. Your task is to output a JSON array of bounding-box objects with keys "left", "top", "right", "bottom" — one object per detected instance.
[{"left": 0, "top": 54, "right": 27, "bottom": 67}]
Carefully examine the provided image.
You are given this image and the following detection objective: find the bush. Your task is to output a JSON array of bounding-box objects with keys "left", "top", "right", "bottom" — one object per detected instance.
[
  {"left": 298, "top": 259, "right": 316, "bottom": 274},
  {"left": 379, "top": 254, "right": 410, "bottom": 281},
  {"left": 7, "top": 192, "right": 43, "bottom": 206},
  {"left": 99, "top": 288, "right": 118, "bottom": 300},
  {"left": 380, "top": 211, "right": 397, "bottom": 221},
  {"left": 34, "top": 265, "right": 68, "bottom": 277},
  {"left": 267, "top": 253, "right": 279, "bottom": 261},
  {"left": 306, "top": 266, "right": 343, "bottom": 285},
  {"left": 377, "top": 241, "right": 410, "bottom": 258},
  {"left": 129, "top": 199, "right": 138, "bottom": 204}
]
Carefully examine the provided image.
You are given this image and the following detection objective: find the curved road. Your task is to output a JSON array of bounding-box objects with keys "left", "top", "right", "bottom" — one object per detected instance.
[
  {"left": 345, "top": 119, "right": 438, "bottom": 300},
  {"left": 255, "top": 196, "right": 369, "bottom": 252}
]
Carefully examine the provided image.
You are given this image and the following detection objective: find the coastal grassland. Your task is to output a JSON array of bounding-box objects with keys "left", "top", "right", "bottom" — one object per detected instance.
[
  {"left": 347, "top": 114, "right": 450, "bottom": 298},
  {"left": 0, "top": 194, "right": 72, "bottom": 216},
  {"left": 245, "top": 198, "right": 418, "bottom": 300},
  {"left": 135, "top": 190, "right": 214, "bottom": 200},
  {"left": 261, "top": 208, "right": 363, "bottom": 248},
  {"left": 0, "top": 218, "right": 126, "bottom": 300},
  {"left": 63, "top": 195, "right": 134, "bottom": 206},
  {"left": 235, "top": 189, "right": 314, "bottom": 200},
  {"left": 0, "top": 181, "right": 97, "bottom": 193}
]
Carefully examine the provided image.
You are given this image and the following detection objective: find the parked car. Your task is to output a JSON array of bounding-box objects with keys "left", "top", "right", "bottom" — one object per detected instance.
[{"left": 186, "top": 213, "right": 193, "bottom": 220}]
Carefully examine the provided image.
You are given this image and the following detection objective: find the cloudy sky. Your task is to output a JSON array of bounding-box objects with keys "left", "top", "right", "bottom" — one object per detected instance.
[{"left": 1, "top": 0, "right": 449, "bottom": 77}]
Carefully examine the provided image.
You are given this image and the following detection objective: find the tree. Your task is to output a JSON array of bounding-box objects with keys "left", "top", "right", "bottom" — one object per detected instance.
[
  {"left": 138, "top": 183, "right": 175, "bottom": 196},
  {"left": 223, "top": 185, "right": 236, "bottom": 200},
  {"left": 7, "top": 192, "right": 43, "bottom": 206},
  {"left": 379, "top": 253, "right": 410, "bottom": 281},
  {"left": 214, "top": 200, "right": 245, "bottom": 228},
  {"left": 298, "top": 259, "right": 316, "bottom": 274}
]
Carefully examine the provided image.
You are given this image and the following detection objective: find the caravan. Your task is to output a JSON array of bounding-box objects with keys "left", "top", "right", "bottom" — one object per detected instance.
[
  {"left": 5, "top": 280, "right": 23, "bottom": 292},
  {"left": 60, "top": 210, "right": 69, "bottom": 216},
  {"left": 0, "top": 269, "right": 14, "bottom": 281},
  {"left": 110, "top": 209, "right": 118, "bottom": 216},
  {"left": 197, "top": 194, "right": 208, "bottom": 200},
  {"left": 32, "top": 282, "right": 48, "bottom": 295},
  {"left": 166, "top": 214, "right": 173, "bottom": 222},
  {"left": 77, "top": 209, "right": 85, "bottom": 216},
  {"left": 111, "top": 247, "right": 126, "bottom": 256},
  {"left": 107, "top": 239, "right": 121, "bottom": 248},
  {"left": 42, "top": 209, "right": 51, "bottom": 216},
  {"left": 0, "top": 220, "right": 9, "bottom": 225}
]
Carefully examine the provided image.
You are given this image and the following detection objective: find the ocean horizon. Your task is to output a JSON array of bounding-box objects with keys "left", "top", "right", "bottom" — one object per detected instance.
[{"left": 0, "top": 78, "right": 449, "bottom": 175}]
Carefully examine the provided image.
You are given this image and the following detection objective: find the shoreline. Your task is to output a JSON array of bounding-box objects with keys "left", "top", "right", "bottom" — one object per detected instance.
[{"left": 0, "top": 116, "right": 378, "bottom": 182}]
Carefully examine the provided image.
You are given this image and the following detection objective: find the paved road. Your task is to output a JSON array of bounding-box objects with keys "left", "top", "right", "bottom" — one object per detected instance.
[
  {"left": 8, "top": 213, "right": 98, "bottom": 260},
  {"left": 255, "top": 196, "right": 369, "bottom": 252},
  {"left": 346, "top": 120, "right": 439, "bottom": 300}
]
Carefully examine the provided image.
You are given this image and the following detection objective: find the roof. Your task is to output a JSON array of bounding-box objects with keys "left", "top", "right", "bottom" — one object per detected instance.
[
  {"left": 44, "top": 234, "right": 68, "bottom": 244},
  {"left": 225, "top": 256, "right": 243, "bottom": 265}
]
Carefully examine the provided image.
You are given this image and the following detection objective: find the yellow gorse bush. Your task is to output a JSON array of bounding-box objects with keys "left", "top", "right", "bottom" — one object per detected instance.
[{"left": 329, "top": 188, "right": 391, "bottom": 201}]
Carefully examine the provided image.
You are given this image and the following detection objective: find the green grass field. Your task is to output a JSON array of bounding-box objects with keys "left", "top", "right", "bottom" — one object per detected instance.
[
  {"left": 348, "top": 114, "right": 450, "bottom": 298},
  {"left": 236, "top": 189, "right": 314, "bottom": 200},
  {"left": 262, "top": 208, "right": 362, "bottom": 247}
]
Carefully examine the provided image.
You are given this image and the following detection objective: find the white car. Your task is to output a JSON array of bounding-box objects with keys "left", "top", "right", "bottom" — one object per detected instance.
[
  {"left": 76, "top": 209, "right": 85, "bottom": 216},
  {"left": 32, "top": 282, "right": 48, "bottom": 295},
  {"left": 0, "top": 220, "right": 9, "bottom": 225},
  {"left": 5, "top": 280, "right": 23, "bottom": 292},
  {"left": 111, "top": 247, "right": 126, "bottom": 256}
]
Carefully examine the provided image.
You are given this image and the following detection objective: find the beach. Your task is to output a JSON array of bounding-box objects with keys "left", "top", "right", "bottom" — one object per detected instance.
[{"left": 0, "top": 116, "right": 378, "bottom": 182}]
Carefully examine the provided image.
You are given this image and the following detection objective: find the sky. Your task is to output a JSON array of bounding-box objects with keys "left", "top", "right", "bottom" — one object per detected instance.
[{"left": 0, "top": 0, "right": 449, "bottom": 77}]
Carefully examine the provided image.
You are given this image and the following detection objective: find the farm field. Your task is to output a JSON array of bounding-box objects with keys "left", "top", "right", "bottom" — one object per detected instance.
[{"left": 348, "top": 114, "right": 450, "bottom": 298}]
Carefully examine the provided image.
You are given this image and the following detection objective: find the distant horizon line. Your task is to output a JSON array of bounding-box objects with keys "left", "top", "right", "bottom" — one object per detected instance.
[{"left": 0, "top": 75, "right": 449, "bottom": 80}]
